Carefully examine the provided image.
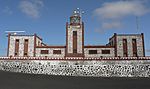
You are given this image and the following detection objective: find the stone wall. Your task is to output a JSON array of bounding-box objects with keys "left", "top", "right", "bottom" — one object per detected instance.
[
  {"left": 116, "top": 35, "right": 144, "bottom": 57},
  {"left": 0, "top": 60, "right": 150, "bottom": 77},
  {"left": 67, "top": 25, "right": 83, "bottom": 53},
  {"left": 36, "top": 48, "right": 65, "bottom": 58},
  {"left": 36, "top": 37, "right": 42, "bottom": 46},
  {"left": 9, "top": 36, "right": 35, "bottom": 57},
  {"left": 84, "top": 48, "right": 115, "bottom": 58}
]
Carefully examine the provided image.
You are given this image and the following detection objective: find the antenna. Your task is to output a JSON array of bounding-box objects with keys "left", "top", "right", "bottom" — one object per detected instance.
[
  {"left": 5, "top": 30, "right": 25, "bottom": 35},
  {"left": 136, "top": 16, "right": 140, "bottom": 32},
  {"left": 76, "top": 8, "right": 84, "bottom": 23}
]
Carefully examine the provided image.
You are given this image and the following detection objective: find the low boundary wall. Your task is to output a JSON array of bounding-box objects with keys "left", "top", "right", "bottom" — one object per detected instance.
[{"left": 0, "top": 59, "right": 150, "bottom": 77}]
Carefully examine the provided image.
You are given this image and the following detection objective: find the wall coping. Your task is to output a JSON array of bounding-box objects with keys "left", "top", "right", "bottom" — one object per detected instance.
[{"left": 0, "top": 56, "right": 150, "bottom": 60}]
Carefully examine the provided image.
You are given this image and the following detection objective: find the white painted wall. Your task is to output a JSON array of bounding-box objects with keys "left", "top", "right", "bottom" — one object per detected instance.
[
  {"left": 84, "top": 48, "right": 115, "bottom": 58},
  {"left": 116, "top": 35, "right": 144, "bottom": 57},
  {"left": 67, "top": 25, "right": 83, "bottom": 53},
  {"left": 36, "top": 37, "right": 42, "bottom": 46},
  {"left": 9, "top": 35, "right": 35, "bottom": 57},
  {"left": 36, "top": 48, "right": 65, "bottom": 58}
]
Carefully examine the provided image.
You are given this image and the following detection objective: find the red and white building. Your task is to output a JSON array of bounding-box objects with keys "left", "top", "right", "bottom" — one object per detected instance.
[{"left": 7, "top": 9, "right": 145, "bottom": 58}]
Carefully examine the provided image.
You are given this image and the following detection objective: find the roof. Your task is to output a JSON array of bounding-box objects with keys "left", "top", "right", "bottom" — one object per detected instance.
[{"left": 9, "top": 33, "right": 43, "bottom": 41}]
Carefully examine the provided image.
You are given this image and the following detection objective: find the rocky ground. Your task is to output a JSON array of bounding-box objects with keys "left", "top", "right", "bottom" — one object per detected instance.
[{"left": 0, "top": 70, "right": 150, "bottom": 89}]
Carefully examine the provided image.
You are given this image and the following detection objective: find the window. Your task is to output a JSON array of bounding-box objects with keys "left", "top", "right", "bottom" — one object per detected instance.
[
  {"left": 41, "top": 50, "right": 49, "bottom": 54},
  {"left": 89, "top": 50, "right": 97, "bottom": 54},
  {"left": 15, "top": 39, "right": 19, "bottom": 56},
  {"left": 133, "top": 53, "right": 137, "bottom": 57},
  {"left": 73, "top": 49, "right": 77, "bottom": 53},
  {"left": 73, "top": 31, "right": 77, "bottom": 54},
  {"left": 24, "top": 39, "right": 28, "bottom": 56},
  {"left": 73, "top": 31, "right": 77, "bottom": 36},
  {"left": 123, "top": 39, "right": 128, "bottom": 57},
  {"left": 15, "top": 53, "right": 18, "bottom": 56},
  {"left": 25, "top": 39, "right": 28, "bottom": 43},
  {"left": 24, "top": 53, "right": 28, "bottom": 56},
  {"left": 53, "top": 50, "right": 61, "bottom": 54},
  {"left": 102, "top": 50, "right": 110, "bottom": 54},
  {"left": 16, "top": 39, "right": 19, "bottom": 43},
  {"left": 132, "top": 39, "right": 137, "bottom": 57}
]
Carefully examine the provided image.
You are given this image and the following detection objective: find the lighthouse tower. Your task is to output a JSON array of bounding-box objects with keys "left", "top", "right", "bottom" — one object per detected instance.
[{"left": 65, "top": 8, "right": 84, "bottom": 57}]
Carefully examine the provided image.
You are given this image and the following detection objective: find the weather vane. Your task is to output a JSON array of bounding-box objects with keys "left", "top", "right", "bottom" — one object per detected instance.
[
  {"left": 73, "top": 8, "right": 84, "bottom": 17},
  {"left": 73, "top": 8, "right": 84, "bottom": 23}
]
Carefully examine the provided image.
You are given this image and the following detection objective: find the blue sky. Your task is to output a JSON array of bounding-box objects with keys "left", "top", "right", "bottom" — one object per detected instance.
[{"left": 0, "top": 0, "right": 150, "bottom": 56}]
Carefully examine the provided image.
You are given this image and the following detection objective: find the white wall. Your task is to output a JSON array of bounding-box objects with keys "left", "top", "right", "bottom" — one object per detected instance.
[
  {"left": 67, "top": 25, "right": 83, "bottom": 53},
  {"left": 116, "top": 35, "right": 144, "bottom": 57},
  {"left": 36, "top": 37, "right": 42, "bottom": 46},
  {"left": 36, "top": 48, "right": 65, "bottom": 58},
  {"left": 9, "top": 35, "right": 35, "bottom": 57},
  {"left": 84, "top": 48, "right": 115, "bottom": 58}
]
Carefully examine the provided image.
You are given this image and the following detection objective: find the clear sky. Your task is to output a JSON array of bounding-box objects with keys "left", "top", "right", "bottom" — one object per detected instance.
[{"left": 0, "top": 0, "right": 150, "bottom": 56}]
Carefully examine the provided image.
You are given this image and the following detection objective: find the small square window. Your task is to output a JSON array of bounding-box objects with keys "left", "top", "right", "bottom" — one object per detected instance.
[
  {"left": 133, "top": 53, "right": 137, "bottom": 57},
  {"left": 102, "top": 50, "right": 110, "bottom": 54},
  {"left": 53, "top": 50, "right": 61, "bottom": 54},
  {"left": 25, "top": 39, "right": 28, "bottom": 43},
  {"left": 89, "top": 50, "right": 97, "bottom": 54},
  {"left": 73, "top": 49, "right": 77, "bottom": 53},
  {"left": 16, "top": 39, "right": 19, "bottom": 43},
  {"left": 123, "top": 53, "right": 127, "bottom": 57},
  {"left": 41, "top": 50, "right": 49, "bottom": 54},
  {"left": 15, "top": 52, "right": 18, "bottom": 56},
  {"left": 24, "top": 53, "right": 28, "bottom": 56},
  {"left": 73, "top": 31, "right": 77, "bottom": 36}
]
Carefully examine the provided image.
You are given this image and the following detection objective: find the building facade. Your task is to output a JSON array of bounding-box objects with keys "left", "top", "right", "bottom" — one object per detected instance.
[{"left": 7, "top": 9, "right": 145, "bottom": 58}]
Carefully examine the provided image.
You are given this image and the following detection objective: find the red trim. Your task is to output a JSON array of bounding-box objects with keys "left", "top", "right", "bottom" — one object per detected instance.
[
  {"left": 84, "top": 45, "right": 114, "bottom": 48},
  {"left": 114, "top": 33, "right": 117, "bottom": 57},
  {"left": 7, "top": 33, "right": 11, "bottom": 56},
  {"left": 34, "top": 34, "right": 36, "bottom": 57},
  {"left": 1, "top": 57, "right": 150, "bottom": 60},
  {"left": 123, "top": 39, "right": 128, "bottom": 57},
  {"left": 141, "top": 33, "right": 145, "bottom": 56},
  {"left": 36, "top": 46, "right": 66, "bottom": 48},
  {"left": 132, "top": 39, "right": 137, "bottom": 57},
  {"left": 65, "top": 22, "right": 68, "bottom": 57},
  {"left": 73, "top": 31, "right": 77, "bottom": 53},
  {"left": 24, "top": 39, "right": 29, "bottom": 56},
  {"left": 82, "top": 22, "right": 85, "bottom": 57},
  {"left": 15, "top": 39, "right": 19, "bottom": 56}
]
